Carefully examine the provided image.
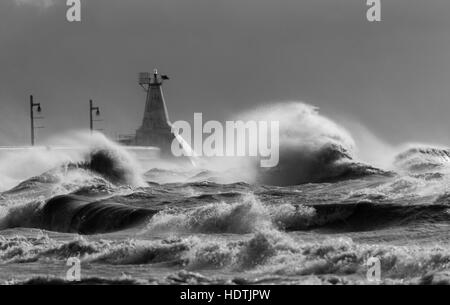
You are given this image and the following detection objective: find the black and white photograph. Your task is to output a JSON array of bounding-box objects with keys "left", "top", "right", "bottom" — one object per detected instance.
[{"left": 0, "top": 0, "right": 449, "bottom": 294}]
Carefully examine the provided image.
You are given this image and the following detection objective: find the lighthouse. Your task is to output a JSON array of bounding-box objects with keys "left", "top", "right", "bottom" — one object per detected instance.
[{"left": 134, "top": 69, "right": 176, "bottom": 155}]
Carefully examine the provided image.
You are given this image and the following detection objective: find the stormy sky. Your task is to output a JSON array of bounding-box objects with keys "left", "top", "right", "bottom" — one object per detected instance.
[{"left": 1, "top": 0, "right": 450, "bottom": 146}]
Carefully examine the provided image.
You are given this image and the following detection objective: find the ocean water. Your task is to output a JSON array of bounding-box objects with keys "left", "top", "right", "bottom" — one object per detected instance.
[{"left": 1, "top": 103, "right": 450, "bottom": 285}]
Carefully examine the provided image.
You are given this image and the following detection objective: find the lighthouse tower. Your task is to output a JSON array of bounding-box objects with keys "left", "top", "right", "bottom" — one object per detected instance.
[{"left": 135, "top": 69, "right": 175, "bottom": 155}]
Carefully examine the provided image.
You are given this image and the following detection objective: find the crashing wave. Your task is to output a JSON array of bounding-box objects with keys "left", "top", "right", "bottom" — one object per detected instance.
[
  {"left": 230, "top": 102, "right": 391, "bottom": 185},
  {"left": 38, "top": 195, "right": 157, "bottom": 234},
  {"left": 2, "top": 231, "right": 450, "bottom": 284},
  {"left": 258, "top": 143, "right": 390, "bottom": 185},
  {"left": 0, "top": 132, "right": 145, "bottom": 195},
  {"left": 394, "top": 146, "right": 450, "bottom": 173},
  {"left": 0, "top": 194, "right": 157, "bottom": 234},
  {"left": 142, "top": 194, "right": 450, "bottom": 235}
]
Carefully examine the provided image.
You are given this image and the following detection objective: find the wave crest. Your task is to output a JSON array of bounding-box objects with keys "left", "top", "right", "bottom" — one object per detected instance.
[{"left": 394, "top": 146, "right": 450, "bottom": 173}]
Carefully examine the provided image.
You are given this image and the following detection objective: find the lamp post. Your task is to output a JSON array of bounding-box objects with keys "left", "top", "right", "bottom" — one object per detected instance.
[
  {"left": 30, "top": 95, "right": 42, "bottom": 146},
  {"left": 89, "top": 99, "right": 100, "bottom": 133}
]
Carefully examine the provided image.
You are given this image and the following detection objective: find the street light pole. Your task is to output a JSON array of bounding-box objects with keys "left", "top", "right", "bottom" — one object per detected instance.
[
  {"left": 89, "top": 99, "right": 100, "bottom": 133},
  {"left": 30, "top": 95, "right": 42, "bottom": 146}
]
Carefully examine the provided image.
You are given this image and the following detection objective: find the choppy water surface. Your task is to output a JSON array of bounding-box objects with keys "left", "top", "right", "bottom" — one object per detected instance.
[{"left": 1, "top": 104, "right": 450, "bottom": 285}]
